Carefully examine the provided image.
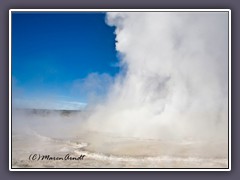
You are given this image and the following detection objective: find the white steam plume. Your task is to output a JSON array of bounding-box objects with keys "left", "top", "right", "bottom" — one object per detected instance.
[{"left": 84, "top": 12, "right": 229, "bottom": 141}]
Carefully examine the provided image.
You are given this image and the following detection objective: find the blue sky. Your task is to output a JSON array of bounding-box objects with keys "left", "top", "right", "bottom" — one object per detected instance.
[{"left": 12, "top": 12, "right": 119, "bottom": 109}]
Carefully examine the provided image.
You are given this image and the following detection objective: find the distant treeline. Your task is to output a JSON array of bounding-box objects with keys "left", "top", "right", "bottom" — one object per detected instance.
[{"left": 14, "top": 108, "right": 81, "bottom": 116}]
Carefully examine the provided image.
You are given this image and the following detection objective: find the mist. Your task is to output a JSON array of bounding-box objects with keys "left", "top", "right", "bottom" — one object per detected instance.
[
  {"left": 82, "top": 12, "right": 229, "bottom": 141},
  {"left": 12, "top": 108, "right": 87, "bottom": 139}
]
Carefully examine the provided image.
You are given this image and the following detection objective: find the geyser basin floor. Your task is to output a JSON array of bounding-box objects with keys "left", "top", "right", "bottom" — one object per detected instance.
[{"left": 12, "top": 131, "right": 228, "bottom": 168}]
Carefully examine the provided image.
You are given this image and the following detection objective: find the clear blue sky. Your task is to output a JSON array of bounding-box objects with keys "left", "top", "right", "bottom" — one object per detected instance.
[{"left": 12, "top": 12, "right": 119, "bottom": 109}]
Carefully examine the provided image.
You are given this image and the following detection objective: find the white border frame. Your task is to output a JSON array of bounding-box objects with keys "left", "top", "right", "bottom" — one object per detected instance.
[{"left": 9, "top": 9, "right": 231, "bottom": 171}]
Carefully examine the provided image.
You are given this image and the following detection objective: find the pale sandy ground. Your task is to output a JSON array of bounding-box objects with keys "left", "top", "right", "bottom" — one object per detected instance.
[
  {"left": 11, "top": 109, "right": 228, "bottom": 169},
  {"left": 12, "top": 131, "right": 228, "bottom": 169}
]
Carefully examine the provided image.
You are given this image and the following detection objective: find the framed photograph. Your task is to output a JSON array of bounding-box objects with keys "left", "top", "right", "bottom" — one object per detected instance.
[{"left": 9, "top": 9, "right": 231, "bottom": 171}]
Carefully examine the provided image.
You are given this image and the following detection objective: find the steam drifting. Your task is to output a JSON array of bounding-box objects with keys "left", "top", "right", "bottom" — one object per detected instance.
[{"left": 85, "top": 12, "right": 228, "bottom": 141}]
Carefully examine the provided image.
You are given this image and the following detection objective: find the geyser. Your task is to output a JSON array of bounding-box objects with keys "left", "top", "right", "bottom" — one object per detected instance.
[{"left": 85, "top": 12, "right": 229, "bottom": 141}]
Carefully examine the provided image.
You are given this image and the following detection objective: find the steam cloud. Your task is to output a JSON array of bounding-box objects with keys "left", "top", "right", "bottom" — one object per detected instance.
[{"left": 84, "top": 12, "right": 229, "bottom": 141}]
